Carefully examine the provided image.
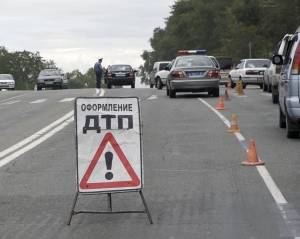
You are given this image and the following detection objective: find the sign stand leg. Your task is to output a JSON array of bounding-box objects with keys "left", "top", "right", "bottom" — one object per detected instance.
[
  {"left": 67, "top": 191, "right": 153, "bottom": 225},
  {"left": 139, "top": 190, "right": 153, "bottom": 224},
  {"left": 67, "top": 192, "right": 79, "bottom": 225},
  {"left": 107, "top": 193, "right": 112, "bottom": 212}
]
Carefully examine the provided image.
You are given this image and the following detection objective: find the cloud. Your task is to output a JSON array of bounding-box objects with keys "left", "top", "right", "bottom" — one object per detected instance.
[{"left": 0, "top": 0, "right": 175, "bottom": 74}]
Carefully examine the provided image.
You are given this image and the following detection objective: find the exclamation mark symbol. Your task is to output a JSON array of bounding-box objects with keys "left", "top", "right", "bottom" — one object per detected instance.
[{"left": 105, "top": 151, "right": 113, "bottom": 180}]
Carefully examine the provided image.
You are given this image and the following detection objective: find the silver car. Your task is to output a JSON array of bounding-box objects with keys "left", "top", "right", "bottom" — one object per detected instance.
[
  {"left": 0, "top": 74, "right": 15, "bottom": 90},
  {"left": 165, "top": 50, "right": 220, "bottom": 98},
  {"left": 272, "top": 28, "right": 300, "bottom": 138}
]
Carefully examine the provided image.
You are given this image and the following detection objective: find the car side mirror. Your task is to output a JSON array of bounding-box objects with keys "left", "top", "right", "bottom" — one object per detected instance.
[
  {"left": 272, "top": 55, "right": 283, "bottom": 65},
  {"left": 164, "top": 66, "right": 170, "bottom": 71}
]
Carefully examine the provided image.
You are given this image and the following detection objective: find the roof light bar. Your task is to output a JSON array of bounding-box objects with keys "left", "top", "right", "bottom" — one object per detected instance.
[{"left": 178, "top": 50, "right": 206, "bottom": 55}]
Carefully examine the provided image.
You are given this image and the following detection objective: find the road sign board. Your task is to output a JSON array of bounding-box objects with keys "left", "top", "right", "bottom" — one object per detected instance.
[{"left": 75, "top": 97, "right": 143, "bottom": 193}]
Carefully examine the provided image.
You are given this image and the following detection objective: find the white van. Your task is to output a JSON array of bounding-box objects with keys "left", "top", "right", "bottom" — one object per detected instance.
[{"left": 149, "top": 61, "right": 170, "bottom": 88}]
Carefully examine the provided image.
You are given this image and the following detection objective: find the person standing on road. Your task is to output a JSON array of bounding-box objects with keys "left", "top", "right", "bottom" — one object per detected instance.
[{"left": 94, "top": 58, "right": 103, "bottom": 89}]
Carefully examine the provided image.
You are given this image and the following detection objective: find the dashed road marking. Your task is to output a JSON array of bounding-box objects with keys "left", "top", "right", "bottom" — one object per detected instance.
[
  {"left": 0, "top": 100, "right": 21, "bottom": 105},
  {"left": 30, "top": 99, "right": 47, "bottom": 103},
  {"left": 60, "top": 98, "right": 75, "bottom": 102}
]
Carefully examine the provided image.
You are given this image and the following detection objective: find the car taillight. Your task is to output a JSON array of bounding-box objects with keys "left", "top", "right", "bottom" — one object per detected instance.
[
  {"left": 207, "top": 70, "right": 219, "bottom": 77},
  {"left": 291, "top": 42, "right": 300, "bottom": 74},
  {"left": 246, "top": 70, "right": 260, "bottom": 75},
  {"left": 129, "top": 71, "right": 134, "bottom": 77},
  {"left": 171, "top": 71, "right": 185, "bottom": 78},
  {"left": 275, "top": 65, "right": 281, "bottom": 74},
  {"left": 107, "top": 72, "right": 112, "bottom": 77}
]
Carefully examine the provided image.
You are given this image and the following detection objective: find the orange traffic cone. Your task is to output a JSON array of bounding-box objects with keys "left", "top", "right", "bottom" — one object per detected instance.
[
  {"left": 226, "top": 77, "right": 231, "bottom": 90},
  {"left": 227, "top": 114, "right": 240, "bottom": 133},
  {"left": 215, "top": 97, "right": 227, "bottom": 110},
  {"left": 241, "top": 140, "right": 265, "bottom": 166},
  {"left": 238, "top": 82, "right": 245, "bottom": 95},
  {"left": 223, "top": 89, "right": 231, "bottom": 101},
  {"left": 235, "top": 81, "right": 240, "bottom": 93}
]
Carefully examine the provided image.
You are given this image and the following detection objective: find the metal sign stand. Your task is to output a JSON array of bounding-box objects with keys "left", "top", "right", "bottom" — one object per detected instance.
[{"left": 67, "top": 190, "right": 153, "bottom": 225}]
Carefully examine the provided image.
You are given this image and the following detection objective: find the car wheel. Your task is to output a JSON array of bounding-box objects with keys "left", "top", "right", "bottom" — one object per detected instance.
[
  {"left": 268, "top": 83, "right": 272, "bottom": 93},
  {"left": 279, "top": 106, "right": 286, "bottom": 128},
  {"left": 131, "top": 83, "right": 135, "bottom": 88},
  {"left": 272, "top": 92, "right": 278, "bottom": 104},
  {"left": 259, "top": 84, "right": 263, "bottom": 89},
  {"left": 230, "top": 77, "right": 235, "bottom": 88},
  {"left": 242, "top": 83, "right": 246, "bottom": 89},
  {"left": 286, "top": 114, "right": 299, "bottom": 138},
  {"left": 37, "top": 86, "right": 41, "bottom": 91},
  {"left": 212, "top": 87, "right": 219, "bottom": 97},
  {"left": 107, "top": 83, "right": 112, "bottom": 89},
  {"left": 150, "top": 83, "right": 154, "bottom": 88},
  {"left": 169, "top": 88, "right": 176, "bottom": 98},
  {"left": 263, "top": 81, "right": 267, "bottom": 91},
  {"left": 166, "top": 85, "right": 169, "bottom": 96},
  {"left": 156, "top": 77, "right": 163, "bottom": 89}
]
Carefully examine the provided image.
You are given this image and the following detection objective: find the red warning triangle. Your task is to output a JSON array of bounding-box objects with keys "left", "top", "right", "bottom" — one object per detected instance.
[{"left": 79, "top": 132, "right": 140, "bottom": 190}]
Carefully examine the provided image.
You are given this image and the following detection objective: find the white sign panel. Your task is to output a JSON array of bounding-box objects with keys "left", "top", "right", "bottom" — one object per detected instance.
[{"left": 75, "top": 97, "right": 143, "bottom": 193}]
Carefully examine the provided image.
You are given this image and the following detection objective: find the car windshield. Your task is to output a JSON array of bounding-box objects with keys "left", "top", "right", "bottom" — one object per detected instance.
[
  {"left": 40, "top": 70, "right": 60, "bottom": 76},
  {"left": 159, "top": 63, "right": 169, "bottom": 71},
  {"left": 176, "top": 56, "right": 214, "bottom": 67},
  {"left": 111, "top": 65, "right": 131, "bottom": 71},
  {"left": 0, "top": 74, "right": 13, "bottom": 80},
  {"left": 245, "top": 60, "right": 270, "bottom": 68},
  {"left": 216, "top": 58, "right": 233, "bottom": 69}
]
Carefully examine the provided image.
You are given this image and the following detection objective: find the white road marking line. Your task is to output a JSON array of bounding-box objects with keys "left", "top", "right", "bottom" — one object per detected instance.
[
  {"left": 0, "top": 117, "right": 74, "bottom": 168},
  {"left": 0, "top": 100, "right": 21, "bottom": 105},
  {"left": 30, "top": 99, "right": 47, "bottom": 103},
  {"left": 147, "top": 95, "right": 158, "bottom": 100},
  {"left": 0, "top": 88, "right": 105, "bottom": 165},
  {"left": 199, "top": 98, "right": 300, "bottom": 239},
  {"left": 0, "top": 111, "right": 74, "bottom": 158},
  {"left": 59, "top": 98, "right": 75, "bottom": 102},
  {"left": 0, "top": 93, "right": 30, "bottom": 103}
]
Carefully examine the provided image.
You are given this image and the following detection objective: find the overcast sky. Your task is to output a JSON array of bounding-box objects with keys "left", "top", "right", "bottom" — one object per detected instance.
[{"left": 1, "top": 0, "right": 175, "bottom": 74}]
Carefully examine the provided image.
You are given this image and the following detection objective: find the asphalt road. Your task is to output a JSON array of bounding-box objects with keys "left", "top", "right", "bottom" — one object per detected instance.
[{"left": 0, "top": 86, "right": 300, "bottom": 239}]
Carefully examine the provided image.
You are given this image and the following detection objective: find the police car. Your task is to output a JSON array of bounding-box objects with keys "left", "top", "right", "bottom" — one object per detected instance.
[{"left": 165, "top": 50, "right": 220, "bottom": 98}]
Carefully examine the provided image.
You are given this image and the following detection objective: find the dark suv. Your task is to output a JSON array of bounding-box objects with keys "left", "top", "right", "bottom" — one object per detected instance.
[{"left": 36, "top": 68, "right": 68, "bottom": 90}]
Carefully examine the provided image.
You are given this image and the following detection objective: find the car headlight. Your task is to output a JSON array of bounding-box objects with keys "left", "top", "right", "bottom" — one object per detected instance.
[
  {"left": 37, "top": 79, "right": 44, "bottom": 83},
  {"left": 54, "top": 78, "right": 62, "bottom": 82}
]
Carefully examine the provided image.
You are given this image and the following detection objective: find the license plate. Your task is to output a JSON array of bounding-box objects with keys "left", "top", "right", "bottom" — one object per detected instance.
[
  {"left": 187, "top": 72, "right": 204, "bottom": 76},
  {"left": 45, "top": 81, "right": 53, "bottom": 84}
]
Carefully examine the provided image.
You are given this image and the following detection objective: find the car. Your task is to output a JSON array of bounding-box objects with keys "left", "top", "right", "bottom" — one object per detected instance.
[
  {"left": 154, "top": 60, "right": 174, "bottom": 89},
  {"left": 36, "top": 68, "right": 68, "bottom": 90},
  {"left": 268, "top": 34, "right": 292, "bottom": 103},
  {"left": 272, "top": 27, "right": 300, "bottom": 138},
  {"left": 150, "top": 61, "right": 171, "bottom": 88},
  {"left": 216, "top": 57, "right": 234, "bottom": 86},
  {"left": 229, "top": 58, "right": 270, "bottom": 89},
  {"left": 105, "top": 64, "right": 137, "bottom": 89},
  {"left": 0, "top": 74, "right": 15, "bottom": 90},
  {"left": 165, "top": 50, "right": 220, "bottom": 98},
  {"left": 262, "top": 54, "right": 275, "bottom": 93}
]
